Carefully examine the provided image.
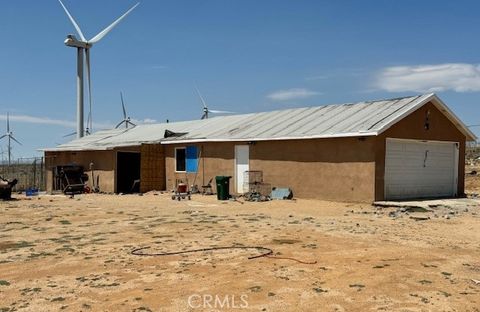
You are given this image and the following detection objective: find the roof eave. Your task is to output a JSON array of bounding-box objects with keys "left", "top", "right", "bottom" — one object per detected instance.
[{"left": 160, "top": 131, "right": 379, "bottom": 144}]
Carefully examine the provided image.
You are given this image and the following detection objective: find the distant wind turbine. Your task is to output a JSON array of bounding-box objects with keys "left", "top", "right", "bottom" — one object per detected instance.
[
  {"left": 0, "top": 113, "right": 22, "bottom": 166},
  {"left": 58, "top": 0, "right": 140, "bottom": 139},
  {"left": 115, "top": 92, "right": 136, "bottom": 129},
  {"left": 194, "top": 86, "right": 235, "bottom": 119}
]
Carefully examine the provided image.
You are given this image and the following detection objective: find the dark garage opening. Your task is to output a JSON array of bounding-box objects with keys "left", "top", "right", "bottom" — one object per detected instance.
[{"left": 117, "top": 152, "right": 141, "bottom": 193}]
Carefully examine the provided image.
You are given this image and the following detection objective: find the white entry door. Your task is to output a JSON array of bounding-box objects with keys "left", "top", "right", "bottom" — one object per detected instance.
[
  {"left": 235, "top": 145, "right": 249, "bottom": 193},
  {"left": 385, "top": 139, "right": 458, "bottom": 200}
]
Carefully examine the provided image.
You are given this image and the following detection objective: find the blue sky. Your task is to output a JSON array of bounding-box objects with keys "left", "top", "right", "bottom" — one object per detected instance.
[{"left": 1, "top": 0, "right": 480, "bottom": 157}]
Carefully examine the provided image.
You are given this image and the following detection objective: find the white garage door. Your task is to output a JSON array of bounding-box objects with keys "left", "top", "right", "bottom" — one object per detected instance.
[{"left": 385, "top": 139, "right": 458, "bottom": 200}]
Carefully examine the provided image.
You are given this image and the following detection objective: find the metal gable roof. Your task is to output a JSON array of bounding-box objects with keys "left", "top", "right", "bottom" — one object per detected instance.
[{"left": 42, "top": 93, "right": 476, "bottom": 152}]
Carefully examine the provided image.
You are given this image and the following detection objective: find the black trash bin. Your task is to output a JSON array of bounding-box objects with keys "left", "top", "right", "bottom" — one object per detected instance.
[{"left": 215, "top": 176, "right": 231, "bottom": 200}]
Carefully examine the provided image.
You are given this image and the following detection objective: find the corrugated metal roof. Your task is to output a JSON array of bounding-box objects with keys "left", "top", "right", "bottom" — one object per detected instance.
[{"left": 43, "top": 93, "right": 476, "bottom": 151}]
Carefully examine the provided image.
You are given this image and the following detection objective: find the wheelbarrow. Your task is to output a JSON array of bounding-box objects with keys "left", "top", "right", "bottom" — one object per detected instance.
[{"left": 171, "top": 183, "right": 191, "bottom": 201}]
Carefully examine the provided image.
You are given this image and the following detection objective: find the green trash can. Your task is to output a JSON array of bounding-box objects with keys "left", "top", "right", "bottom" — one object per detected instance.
[{"left": 215, "top": 176, "right": 231, "bottom": 200}]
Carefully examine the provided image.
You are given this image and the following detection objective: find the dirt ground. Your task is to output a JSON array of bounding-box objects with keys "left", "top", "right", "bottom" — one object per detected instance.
[
  {"left": 1, "top": 185, "right": 480, "bottom": 311},
  {"left": 466, "top": 165, "right": 480, "bottom": 196}
]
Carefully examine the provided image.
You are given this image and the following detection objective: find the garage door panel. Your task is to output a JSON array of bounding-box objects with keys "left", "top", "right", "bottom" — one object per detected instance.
[{"left": 385, "top": 139, "right": 457, "bottom": 200}]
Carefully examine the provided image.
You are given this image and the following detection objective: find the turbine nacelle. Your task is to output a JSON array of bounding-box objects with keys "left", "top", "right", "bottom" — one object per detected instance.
[{"left": 64, "top": 34, "right": 89, "bottom": 48}]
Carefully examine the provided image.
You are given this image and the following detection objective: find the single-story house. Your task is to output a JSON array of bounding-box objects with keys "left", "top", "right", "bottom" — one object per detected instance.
[{"left": 43, "top": 93, "right": 477, "bottom": 202}]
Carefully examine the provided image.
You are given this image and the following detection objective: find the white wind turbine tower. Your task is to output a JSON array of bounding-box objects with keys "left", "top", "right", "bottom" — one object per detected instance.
[
  {"left": 115, "top": 92, "right": 136, "bottom": 129},
  {"left": 58, "top": 0, "right": 140, "bottom": 139},
  {"left": 0, "top": 113, "right": 22, "bottom": 166},
  {"left": 195, "top": 86, "right": 235, "bottom": 120}
]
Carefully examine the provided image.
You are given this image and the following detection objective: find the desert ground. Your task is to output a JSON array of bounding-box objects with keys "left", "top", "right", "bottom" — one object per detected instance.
[{"left": 1, "top": 179, "right": 480, "bottom": 311}]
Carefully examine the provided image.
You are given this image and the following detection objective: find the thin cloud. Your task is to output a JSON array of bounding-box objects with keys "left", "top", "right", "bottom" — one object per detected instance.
[
  {"left": 131, "top": 118, "right": 157, "bottom": 124},
  {"left": 0, "top": 114, "right": 75, "bottom": 128},
  {"left": 0, "top": 114, "right": 114, "bottom": 129},
  {"left": 376, "top": 63, "right": 480, "bottom": 93},
  {"left": 266, "top": 88, "right": 320, "bottom": 101}
]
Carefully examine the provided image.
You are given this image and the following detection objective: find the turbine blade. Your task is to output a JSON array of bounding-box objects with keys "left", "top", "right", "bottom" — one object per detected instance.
[
  {"left": 63, "top": 132, "right": 77, "bottom": 138},
  {"left": 194, "top": 85, "right": 208, "bottom": 109},
  {"left": 208, "top": 109, "right": 236, "bottom": 114},
  {"left": 115, "top": 121, "right": 125, "bottom": 129},
  {"left": 10, "top": 136, "right": 22, "bottom": 146},
  {"left": 0, "top": 134, "right": 6, "bottom": 140},
  {"left": 89, "top": 2, "right": 140, "bottom": 44},
  {"left": 127, "top": 120, "right": 136, "bottom": 127},
  {"left": 201, "top": 113, "right": 207, "bottom": 120},
  {"left": 86, "top": 48, "right": 93, "bottom": 132},
  {"left": 58, "top": 0, "right": 87, "bottom": 42},
  {"left": 6, "top": 112, "right": 9, "bottom": 133},
  {"left": 120, "top": 92, "right": 127, "bottom": 119}
]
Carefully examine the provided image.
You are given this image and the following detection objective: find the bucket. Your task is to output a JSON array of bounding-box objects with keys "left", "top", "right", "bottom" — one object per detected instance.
[
  {"left": 177, "top": 183, "right": 187, "bottom": 193},
  {"left": 26, "top": 188, "right": 39, "bottom": 196}
]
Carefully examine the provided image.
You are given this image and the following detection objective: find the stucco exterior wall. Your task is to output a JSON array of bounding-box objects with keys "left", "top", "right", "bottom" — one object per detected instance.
[
  {"left": 45, "top": 146, "right": 141, "bottom": 194},
  {"left": 165, "top": 138, "right": 376, "bottom": 202},
  {"left": 45, "top": 150, "right": 116, "bottom": 193},
  {"left": 375, "top": 101, "right": 467, "bottom": 200},
  {"left": 165, "top": 142, "right": 237, "bottom": 195},
  {"left": 250, "top": 138, "right": 376, "bottom": 202}
]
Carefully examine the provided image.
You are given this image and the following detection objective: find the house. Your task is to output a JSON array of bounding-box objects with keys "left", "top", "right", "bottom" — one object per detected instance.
[{"left": 43, "top": 93, "right": 476, "bottom": 202}]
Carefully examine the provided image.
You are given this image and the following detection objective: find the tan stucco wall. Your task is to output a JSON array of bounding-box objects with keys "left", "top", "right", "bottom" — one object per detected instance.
[
  {"left": 45, "top": 146, "right": 141, "bottom": 194},
  {"left": 165, "top": 138, "right": 376, "bottom": 202},
  {"left": 165, "top": 142, "right": 237, "bottom": 195},
  {"left": 375, "top": 101, "right": 467, "bottom": 200},
  {"left": 45, "top": 150, "right": 116, "bottom": 193},
  {"left": 250, "top": 138, "right": 376, "bottom": 202}
]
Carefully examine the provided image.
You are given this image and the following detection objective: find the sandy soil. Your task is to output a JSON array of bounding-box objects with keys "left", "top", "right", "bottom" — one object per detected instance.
[
  {"left": 466, "top": 165, "right": 480, "bottom": 195},
  {"left": 0, "top": 190, "right": 479, "bottom": 311}
]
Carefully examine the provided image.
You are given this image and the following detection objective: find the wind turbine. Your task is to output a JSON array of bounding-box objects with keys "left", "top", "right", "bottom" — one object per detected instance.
[
  {"left": 194, "top": 86, "right": 235, "bottom": 120},
  {"left": 58, "top": 0, "right": 140, "bottom": 139},
  {"left": 115, "top": 92, "right": 136, "bottom": 129},
  {"left": 0, "top": 113, "right": 22, "bottom": 166}
]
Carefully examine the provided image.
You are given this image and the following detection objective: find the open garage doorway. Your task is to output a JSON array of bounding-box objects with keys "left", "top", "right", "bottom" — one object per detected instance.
[{"left": 116, "top": 152, "right": 141, "bottom": 193}]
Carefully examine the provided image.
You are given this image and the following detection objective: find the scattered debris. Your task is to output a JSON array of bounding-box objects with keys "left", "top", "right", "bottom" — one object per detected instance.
[
  {"left": 374, "top": 198, "right": 480, "bottom": 221},
  {"left": 270, "top": 187, "right": 293, "bottom": 200},
  {"left": 244, "top": 192, "right": 270, "bottom": 202},
  {"left": 409, "top": 215, "right": 430, "bottom": 221}
]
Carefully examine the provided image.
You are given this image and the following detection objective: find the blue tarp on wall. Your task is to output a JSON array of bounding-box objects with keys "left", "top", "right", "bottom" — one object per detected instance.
[{"left": 186, "top": 146, "right": 198, "bottom": 172}]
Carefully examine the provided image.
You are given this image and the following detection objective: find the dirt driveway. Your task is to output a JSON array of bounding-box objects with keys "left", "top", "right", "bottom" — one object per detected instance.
[{"left": 0, "top": 193, "right": 479, "bottom": 311}]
